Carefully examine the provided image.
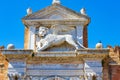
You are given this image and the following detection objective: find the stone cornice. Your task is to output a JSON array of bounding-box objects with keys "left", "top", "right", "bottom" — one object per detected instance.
[
  {"left": 1, "top": 50, "right": 33, "bottom": 54},
  {"left": 77, "top": 53, "right": 108, "bottom": 59},
  {"left": 1, "top": 50, "right": 33, "bottom": 60},
  {"left": 0, "top": 49, "right": 109, "bottom": 63},
  {"left": 26, "top": 49, "right": 109, "bottom": 64},
  {"left": 22, "top": 19, "right": 89, "bottom": 27},
  {"left": 77, "top": 48, "right": 109, "bottom": 54},
  {"left": 4, "top": 54, "right": 30, "bottom": 60},
  {"left": 26, "top": 53, "right": 108, "bottom": 64}
]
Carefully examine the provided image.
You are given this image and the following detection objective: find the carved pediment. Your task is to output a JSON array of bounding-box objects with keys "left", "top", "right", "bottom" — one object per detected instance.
[
  {"left": 23, "top": 4, "right": 90, "bottom": 51},
  {"left": 23, "top": 4, "right": 89, "bottom": 20}
]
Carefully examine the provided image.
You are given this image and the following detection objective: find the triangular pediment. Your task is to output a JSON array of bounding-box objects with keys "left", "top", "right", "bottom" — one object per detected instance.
[{"left": 23, "top": 4, "right": 89, "bottom": 20}]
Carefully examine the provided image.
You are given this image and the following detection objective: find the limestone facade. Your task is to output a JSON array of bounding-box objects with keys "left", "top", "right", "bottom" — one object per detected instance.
[
  {"left": 0, "top": 1, "right": 120, "bottom": 80},
  {"left": 0, "top": 49, "right": 109, "bottom": 80}
]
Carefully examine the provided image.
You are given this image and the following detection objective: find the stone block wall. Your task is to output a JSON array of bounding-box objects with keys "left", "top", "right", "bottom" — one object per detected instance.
[
  {"left": 108, "top": 46, "right": 120, "bottom": 80},
  {"left": 0, "top": 53, "right": 9, "bottom": 80},
  {"left": 109, "top": 65, "right": 120, "bottom": 80}
]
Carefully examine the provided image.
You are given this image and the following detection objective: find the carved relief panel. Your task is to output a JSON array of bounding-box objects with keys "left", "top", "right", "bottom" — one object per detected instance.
[{"left": 35, "top": 24, "right": 84, "bottom": 51}]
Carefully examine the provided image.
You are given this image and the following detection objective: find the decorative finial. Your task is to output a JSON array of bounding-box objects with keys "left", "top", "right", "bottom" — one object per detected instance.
[
  {"left": 52, "top": 0, "right": 61, "bottom": 4},
  {"left": 7, "top": 44, "right": 15, "bottom": 50},
  {"left": 96, "top": 41, "right": 103, "bottom": 49},
  {"left": 27, "top": 8, "right": 32, "bottom": 15},
  {"left": 80, "top": 8, "right": 87, "bottom": 15}
]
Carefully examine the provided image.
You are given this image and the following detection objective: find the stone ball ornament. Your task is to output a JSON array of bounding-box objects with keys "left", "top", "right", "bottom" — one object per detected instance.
[
  {"left": 7, "top": 44, "right": 15, "bottom": 50},
  {"left": 27, "top": 8, "right": 32, "bottom": 15},
  {"left": 80, "top": 8, "right": 86, "bottom": 15},
  {"left": 96, "top": 42, "right": 103, "bottom": 49},
  {"left": 52, "top": 0, "right": 61, "bottom": 4}
]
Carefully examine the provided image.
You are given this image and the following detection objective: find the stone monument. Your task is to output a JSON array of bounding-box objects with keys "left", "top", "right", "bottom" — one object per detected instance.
[{"left": 0, "top": 0, "right": 110, "bottom": 80}]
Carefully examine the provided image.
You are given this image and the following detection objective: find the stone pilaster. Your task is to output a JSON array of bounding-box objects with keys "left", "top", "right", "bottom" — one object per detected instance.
[
  {"left": 83, "top": 26, "right": 88, "bottom": 48},
  {"left": 29, "top": 26, "right": 36, "bottom": 50},
  {"left": 24, "top": 27, "right": 29, "bottom": 49},
  {"left": 76, "top": 25, "right": 84, "bottom": 48}
]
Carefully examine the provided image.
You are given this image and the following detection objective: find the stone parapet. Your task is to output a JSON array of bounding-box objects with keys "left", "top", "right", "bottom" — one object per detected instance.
[
  {"left": 1, "top": 50, "right": 33, "bottom": 54},
  {"left": 77, "top": 48, "right": 109, "bottom": 54}
]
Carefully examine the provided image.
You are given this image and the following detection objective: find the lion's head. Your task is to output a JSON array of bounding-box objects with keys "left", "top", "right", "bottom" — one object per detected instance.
[{"left": 38, "top": 27, "right": 48, "bottom": 37}]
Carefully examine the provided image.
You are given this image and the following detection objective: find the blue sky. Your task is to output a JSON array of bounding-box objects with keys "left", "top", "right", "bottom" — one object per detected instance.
[{"left": 0, "top": 0, "right": 120, "bottom": 49}]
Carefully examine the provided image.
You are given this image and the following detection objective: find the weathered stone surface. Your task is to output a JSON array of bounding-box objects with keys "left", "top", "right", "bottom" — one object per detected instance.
[
  {"left": 24, "top": 27, "right": 29, "bottom": 49},
  {"left": 0, "top": 53, "right": 9, "bottom": 80},
  {"left": 108, "top": 46, "right": 120, "bottom": 80},
  {"left": 1, "top": 1, "right": 120, "bottom": 80}
]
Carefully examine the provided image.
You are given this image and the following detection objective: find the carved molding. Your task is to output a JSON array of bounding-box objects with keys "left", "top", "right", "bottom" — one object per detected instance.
[
  {"left": 4, "top": 54, "right": 29, "bottom": 60},
  {"left": 26, "top": 54, "right": 108, "bottom": 64},
  {"left": 27, "top": 70, "right": 84, "bottom": 76},
  {"left": 27, "top": 56, "right": 84, "bottom": 64},
  {"left": 24, "top": 19, "right": 86, "bottom": 27},
  {"left": 1, "top": 50, "right": 109, "bottom": 64}
]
